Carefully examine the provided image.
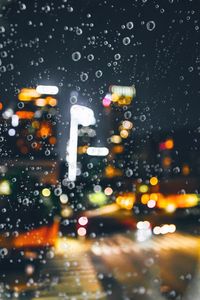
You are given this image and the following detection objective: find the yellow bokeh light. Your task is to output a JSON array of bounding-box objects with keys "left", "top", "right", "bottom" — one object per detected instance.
[
  {"left": 42, "top": 188, "right": 51, "bottom": 197},
  {"left": 111, "top": 93, "right": 119, "bottom": 102},
  {"left": 110, "top": 135, "right": 122, "bottom": 144},
  {"left": 149, "top": 193, "right": 159, "bottom": 201},
  {"left": 120, "top": 129, "right": 129, "bottom": 139},
  {"left": 116, "top": 193, "right": 135, "bottom": 210},
  {"left": 122, "top": 120, "right": 133, "bottom": 130},
  {"left": 150, "top": 177, "right": 158, "bottom": 186},
  {"left": 18, "top": 88, "right": 41, "bottom": 101},
  {"left": 118, "top": 96, "right": 132, "bottom": 106},
  {"left": 139, "top": 185, "right": 149, "bottom": 193},
  {"left": 47, "top": 97, "right": 57, "bottom": 107},
  {"left": 141, "top": 194, "right": 149, "bottom": 204}
]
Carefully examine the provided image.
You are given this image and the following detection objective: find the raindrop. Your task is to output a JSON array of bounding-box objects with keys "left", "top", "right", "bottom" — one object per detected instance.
[
  {"left": 76, "top": 28, "right": 82, "bottom": 35},
  {"left": 67, "top": 182, "right": 75, "bottom": 189},
  {"left": 140, "top": 115, "right": 146, "bottom": 122},
  {"left": 0, "top": 66, "right": 6, "bottom": 73},
  {"left": 23, "top": 198, "right": 29, "bottom": 206},
  {"left": 27, "top": 135, "right": 33, "bottom": 141},
  {"left": 188, "top": 66, "right": 193, "bottom": 72},
  {"left": 123, "top": 37, "right": 131, "bottom": 45},
  {"left": 95, "top": 70, "right": 103, "bottom": 78},
  {"left": 7, "top": 64, "right": 14, "bottom": 71},
  {"left": 19, "top": 3, "right": 26, "bottom": 10},
  {"left": 125, "top": 168, "right": 133, "bottom": 177},
  {"left": 146, "top": 21, "right": 156, "bottom": 31},
  {"left": 173, "top": 166, "right": 180, "bottom": 174},
  {"left": 114, "top": 53, "right": 121, "bottom": 60},
  {"left": 33, "top": 190, "right": 39, "bottom": 196},
  {"left": 0, "top": 248, "right": 8, "bottom": 257},
  {"left": 87, "top": 163, "right": 93, "bottom": 169},
  {"left": 54, "top": 187, "right": 62, "bottom": 196},
  {"left": 45, "top": 149, "right": 50, "bottom": 156},
  {"left": 70, "top": 95, "right": 78, "bottom": 104},
  {"left": 72, "top": 51, "right": 81, "bottom": 61},
  {"left": 124, "top": 111, "right": 132, "bottom": 119},
  {"left": 126, "top": 22, "right": 134, "bottom": 29},
  {"left": 87, "top": 54, "right": 94, "bottom": 61},
  {"left": 80, "top": 72, "right": 88, "bottom": 82},
  {"left": 0, "top": 26, "right": 5, "bottom": 33},
  {"left": 18, "top": 102, "right": 24, "bottom": 109}
]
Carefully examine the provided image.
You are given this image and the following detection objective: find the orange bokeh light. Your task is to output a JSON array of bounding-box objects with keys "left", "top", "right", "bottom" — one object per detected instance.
[{"left": 165, "top": 139, "right": 174, "bottom": 150}]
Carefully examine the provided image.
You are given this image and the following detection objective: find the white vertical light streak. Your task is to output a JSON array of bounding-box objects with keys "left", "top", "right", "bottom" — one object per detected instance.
[{"left": 67, "top": 105, "right": 96, "bottom": 181}]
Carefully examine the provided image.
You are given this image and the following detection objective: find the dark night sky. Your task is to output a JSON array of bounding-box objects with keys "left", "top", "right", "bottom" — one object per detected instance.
[{"left": 0, "top": 0, "right": 200, "bottom": 158}]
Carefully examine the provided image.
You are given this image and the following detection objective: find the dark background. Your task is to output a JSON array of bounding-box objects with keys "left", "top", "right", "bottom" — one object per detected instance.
[{"left": 0, "top": 0, "right": 199, "bottom": 159}]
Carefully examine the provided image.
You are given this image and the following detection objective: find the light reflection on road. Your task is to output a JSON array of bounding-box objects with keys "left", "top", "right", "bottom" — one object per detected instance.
[{"left": 1, "top": 232, "right": 200, "bottom": 299}]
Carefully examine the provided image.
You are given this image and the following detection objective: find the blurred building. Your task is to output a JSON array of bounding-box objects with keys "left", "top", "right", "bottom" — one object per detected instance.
[{"left": 0, "top": 87, "right": 60, "bottom": 185}]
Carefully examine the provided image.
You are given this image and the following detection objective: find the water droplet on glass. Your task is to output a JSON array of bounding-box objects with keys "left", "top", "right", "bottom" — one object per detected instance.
[
  {"left": 87, "top": 54, "right": 94, "bottom": 61},
  {"left": 126, "top": 22, "right": 134, "bottom": 29},
  {"left": 123, "top": 37, "right": 131, "bottom": 45},
  {"left": 72, "top": 51, "right": 81, "bottom": 61},
  {"left": 114, "top": 53, "right": 121, "bottom": 60},
  {"left": 95, "top": 70, "right": 103, "bottom": 78},
  {"left": 80, "top": 72, "right": 88, "bottom": 82},
  {"left": 146, "top": 21, "right": 156, "bottom": 31}
]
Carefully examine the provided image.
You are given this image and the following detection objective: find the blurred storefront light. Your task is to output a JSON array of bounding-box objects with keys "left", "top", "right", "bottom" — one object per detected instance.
[
  {"left": 36, "top": 85, "right": 59, "bottom": 95},
  {"left": 86, "top": 147, "right": 109, "bottom": 156},
  {"left": 35, "top": 98, "right": 47, "bottom": 107},
  {"left": 16, "top": 111, "right": 34, "bottom": 119},
  {"left": 88, "top": 192, "right": 108, "bottom": 206},
  {"left": 109, "top": 85, "right": 136, "bottom": 106},
  {"left": 116, "top": 193, "right": 135, "bottom": 210},
  {"left": 0, "top": 180, "right": 11, "bottom": 195},
  {"left": 18, "top": 88, "right": 40, "bottom": 101},
  {"left": 46, "top": 96, "right": 58, "bottom": 107}
]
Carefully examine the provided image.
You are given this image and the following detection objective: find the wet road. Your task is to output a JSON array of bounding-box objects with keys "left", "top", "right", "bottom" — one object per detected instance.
[{"left": 1, "top": 231, "right": 200, "bottom": 300}]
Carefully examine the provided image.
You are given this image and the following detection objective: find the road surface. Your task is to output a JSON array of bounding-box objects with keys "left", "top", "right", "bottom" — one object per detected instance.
[{"left": 0, "top": 231, "right": 200, "bottom": 300}]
